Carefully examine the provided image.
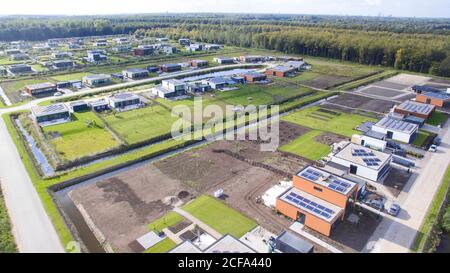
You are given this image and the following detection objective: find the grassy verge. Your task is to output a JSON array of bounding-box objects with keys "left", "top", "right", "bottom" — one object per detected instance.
[
  {"left": 147, "top": 211, "right": 184, "bottom": 233},
  {"left": 0, "top": 187, "right": 17, "bottom": 253},
  {"left": 279, "top": 130, "right": 331, "bottom": 161},
  {"left": 144, "top": 238, "right": 177, "bottom": 253},
  {"left": 411, "top": 164, "right": 450, "bottom": 252},
  {"left": 412, "top": 130, "right": 432, "bottom": 147},
  {"left": 426, "top": 111, "right": 449, "bottom": 127},
  {"left": 182, "top": 195, "right": 257, "bottom": 238},
  {"left": 333, "top": 70, "right": 398, "bottom": 91}
]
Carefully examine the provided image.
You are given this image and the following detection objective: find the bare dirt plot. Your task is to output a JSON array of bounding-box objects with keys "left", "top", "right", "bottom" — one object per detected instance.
[
  {"left": 303, "top": 75, "right": 351, "bottom": 89},
  {"left": 395, "top": 93, "right": 417, "bottom": 101},
  {"left": 382, "top": 167, "right": 413, "bottom": 197},
  {"left": 428, "top": 78, "right": 450, "bottom": 85},
  {"left": 327, "top": 93, "right": 395, "bottom": 113},
  {"left": 70, "top": 165, "right": 196, "bottom": 252},
  {"left": 359, "top": 86, "right": 406, "bottom": 98},
  {"left": 384, "top": 73, "right": 430, "bottom": 86},
  {"left": 373, "top": 81, "right": 410, "bottom": 91}
]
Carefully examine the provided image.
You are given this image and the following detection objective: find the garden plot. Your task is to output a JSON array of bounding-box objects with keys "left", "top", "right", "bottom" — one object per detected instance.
[
  {"left": 325, "top": 93, "right": 396, "bottom": 113},
  {"left": 359, "top": 86, "right": 406, "bottom": 98}
]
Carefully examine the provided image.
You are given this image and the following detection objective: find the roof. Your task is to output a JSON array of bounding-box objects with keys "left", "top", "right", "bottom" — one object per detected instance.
[
  {"left": 153, "top": 86, "right": 175, "bottom": 94},
  {"left": 160, "top": 63, "right": 181, "bottom": 68},
  {"left": 396, "top": 100, "right": 435, "bottom": 115},
  {"left": 205, "top": 77, "right": 229, "bottom": 85},
  {"left": 169, "top": 241, "right": 202, "bottom": 253},
  {"left": 109, "top": 93, "right": 140, "bottom": 102},
  {"left": 364, "top": 130, "right": 386, "bottom": 140},
  {"left": 191, "top": 59, "right": 208, "bottom": 63},
  {"left": 286, "top": 61, "right": 305, "bottom": 67},
  {"left": 123, "top": 68, "right": 148, "bottom": 74},
  {"left": 83, "top": 74, "right": 111, "bottom": 81},
  {"left": 278, "top": 187, "right": 343, "bottom": 223},
  {"left": 297, "top": 166, "right": 357, "bottom": 195},
  {"left": 26, "top": 82, "right": 56, "bottom": 90},
  {"left": 374, "top": 116, "right": 419, "bottom": 134},
  {"left": 244, "top": 72, "right": 266, "bottom": 78},
  {"left": 31, "top": 103, "right": 70, "bottom": 117},
  {"left": 275, "top": 231, "right": 314, "bottom": 253},
  {"left": 413, "top": 85, "right": 443, "bottom": 93},
  {"left": 268, "top": 66, "right": 296, "bottom": 73},
  {"left": 69, "top": 101, "right": 87, "bottom": 107},
  {"left": 8, "top": 64, "right": 31, "bottom": 69},
  {"left": 204, "top": 234, "right": 256, "bottom": 253},
  {"left": 333, "top": 143, "right": 392, "bottom": 171},
  {"left": 163, "top": 79, "right": 185, "bottom": 85},
  {"left": 422, "top": 91, "right": 450, "bottom": 101},
  {"left": 89, "top": 99, "right": 109, "bottom": 107}
]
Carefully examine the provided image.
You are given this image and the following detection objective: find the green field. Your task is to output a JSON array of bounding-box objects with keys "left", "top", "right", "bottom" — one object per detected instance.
[
  {"left": 305, "top": 58, "right": 381, "bottom": 78},
  {"left": 102, "top": 104, "right": 188, "bottom": 144},
  {"left": 50, "top": 72, "right": 92, "bottom": 82},
  {"left": 281, "top": 106, "right": 377, "bottom": 137},
  {"left": 0, "top": 58, "right": 19, "bottom": 65},
  {"left": 43, "top": 111, "right": 120, "bottom": 161},
  {"left": 279, "top": 130, "right": 331, "bottom": 160},
  {"left": 182, "top": 195, "right": 257, "bottom": 238},
  {"left": 144, "top": 238, "right": 177, "bottom": 253},
  {"left": 412, "top": 130, "right": 432, "bottom": 147},
  {"left": 0, "top": 187, "right": 17, "bottom": 253},
  {"left": 147, "top": 211, "right": 184, "bottom": 233},
  {"left": 426, "top": 111, "right": 449, "bottom": 127}
]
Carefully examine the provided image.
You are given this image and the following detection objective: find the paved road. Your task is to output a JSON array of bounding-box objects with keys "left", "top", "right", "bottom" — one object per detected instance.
[
  {"left": 363, "top": 122, "right": 450, "bottom": 253},
  {"left": 0, "top": 119, "right": 64, "bottom": 252}
]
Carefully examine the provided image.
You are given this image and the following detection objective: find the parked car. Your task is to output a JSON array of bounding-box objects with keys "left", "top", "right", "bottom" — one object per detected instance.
[
  {"left": 364, "top": 199, "right": 384, "bottom": 211},
  {"left": 54, "top": 92, "right": 63, "bottom": 97},
  {"left": 387, "top": 202, "right": 401, "bottom": 216},
  {"left": 429, "top": 144, "right": 437, "bottom": 153}
]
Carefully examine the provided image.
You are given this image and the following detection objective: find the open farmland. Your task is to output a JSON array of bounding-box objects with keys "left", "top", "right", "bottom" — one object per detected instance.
[
  {"left": 281, "top": 106, "right": 377, "bottom": 137},
  {"left": 101, "top": 104, "right": 188, "bottom": 144},
  {"left": 43, "top": 111, "right": 120, "bottom": 162}
]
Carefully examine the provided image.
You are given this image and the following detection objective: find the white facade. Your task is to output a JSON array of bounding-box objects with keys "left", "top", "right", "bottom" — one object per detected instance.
[
  {"left": 161, "top": 79, "right": 186, "bottom": 92},
  {"left": 361, "top": 135, "right": 387, "bottom": 151}
]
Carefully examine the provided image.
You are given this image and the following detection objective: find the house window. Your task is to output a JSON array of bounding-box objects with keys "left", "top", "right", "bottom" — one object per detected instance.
[{"left": 313, "top": 186, "right": 323, "bottom": 192}]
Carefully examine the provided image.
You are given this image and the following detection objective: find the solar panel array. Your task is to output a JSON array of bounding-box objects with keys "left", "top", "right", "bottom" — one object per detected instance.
[
  {"left": 285, "top": 192, "right": 335, "bottom": 220},
  {"left": 300, "top": 168, "right": 354, "bottom": 194},
  {"left": 401, "top": 101, "right": 434, "bottom": 114},
  {"left": 362, "top": 158, "right": 381, "bottom": 167},
  {"left": 377, "top": 117, "right": 416, "bottom": 133},
  {"left": 351, "top": 149, "right": 375, "bottom": 157}
]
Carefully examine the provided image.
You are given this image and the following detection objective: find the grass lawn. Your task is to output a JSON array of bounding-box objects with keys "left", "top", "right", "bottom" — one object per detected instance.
[
  {"left": 144, "top": 238, "right": 177, "bottom": 253},
  {"left": 0, "top": 187, "right": 17, "bottom": 253},
  {"left": 412, "top": 130, "right": 431, "bottom": 147},
  {"left": 306, "top": 58, "right": 381, "bottom": 78},
  {"left": 411, "top": 164, "right": 450, "bottom": 252},
  {"left": 102, "top": 104, "right": 189, "bottom": 144},
  {"left": 147, "top": 211, "right": 184, "bottom": 233},
  {"left": 43, "top": 111, "right": 120, "bottom": 161},
  {"left": 281, "top": 106, "right": 376, "bottom": 137},
  {"left": 182, "top": 195, "right": 257, "bottom": 238},
  {"left": 279, "top": 130, "right": 331, "bottom": 160},
  {"left": 426, "top": 111, "right": 449, "bottom": 127},
  {"left": 0, "top": 58, "right": 19, "bottom": 65},
  {"left": 50, "top": 72, "right": 92, "bottom": 82},
  {"left": 30, "top": 64, "right": 48, "bottom": 72}
]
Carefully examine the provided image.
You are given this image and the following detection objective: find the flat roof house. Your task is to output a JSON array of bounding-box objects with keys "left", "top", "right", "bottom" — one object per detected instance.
[
  {"left": 152, "top": 79, "right": 187, "bottom": 99},
  {"left": 371, "top": 116, "right": 419, "bottom": 143},
  {"left": 330, "top": 143, "right": 392, "bottom": 182},
  {"left": 276, "top": 166, "right": 359, "bottom": 236},
  {"left": 273, "top": 231, "right": 314, "bottom": 253},
  {"left": 202, "top": 77, "right": 232, "bottom": 90},
  {"left": 52, "top": 51, "right": 71, "bottom": 59},
  {"left": 87, "top": 50, "right": 107, "bottom": 63},
  {"left": 178, "top": 38, "right": 191, "bottom": 46},
  {"left": 70, "top": 101, "right": 89, "bottom": 112},
  {"left": 89, "top": 99, "right": 110, "bottom": 112},
  {"left": 7, "top": 64, "right": 32, "bottom": 75},
  {"left": 134, "top": 46, "right": 153, "bottom": 56},
  {"left": 204, "top": 44, "right": 221, "bottom": 51},
  {"left": 187, "top": 43, "right": 203, "bottom": 52},
  {"left": 203, "top": 234, "right": 256, "bottom": 253},
  {"left": 25, "top": 82, "right": 57, "bottom": 97},
  {"left": 394, "top": 100, "right": 435, "bottom": 119},
  {"left": 265, "top": 66, "right": 296, "bottom": 77},
  {"left": 82, "top": 74, "right": 112, "bottom": 87},
  {"left": 159, "top": 63, "right": 181, "bottom": 73},
  {"left": 243, "top": 72, "right": 267, "bottom": 83},
  {"left": 53, "top": 60, "right": 74, "bottom": 70},
  {"left": 239, "top": 55, "right": 265, "bottom": 63},
  {"left": 108, "top": 93, "right": 141, "bottom": 111},
  {"left": 213, "top": 57, "right": 235, "bottom": 64},
  {"left": 10, "top": 53, "right": 29, "bottom": 61},
  {"left": 189, "top": 59, "right": 208, "bottom": 68},
  {"left": 31, "top": 103, "right": 71, "bottom": 127},
  {"left": 416, "top": 91, "right": 450, "bottom": 108},
  {"left": 122, "top": 68, "right": 149, "bottom": 79},
  {"left": 286, "top": 61, "right": 306, "bottom": 71}
]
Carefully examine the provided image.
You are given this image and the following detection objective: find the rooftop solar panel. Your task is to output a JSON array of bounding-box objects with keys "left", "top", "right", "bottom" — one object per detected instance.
[{"left": 285, "top": 191, "right": 336, "bottom": 220}]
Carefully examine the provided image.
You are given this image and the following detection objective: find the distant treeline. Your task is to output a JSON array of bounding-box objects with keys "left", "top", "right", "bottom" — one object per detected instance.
[{"left": 0, "top": 14, "right": 449, "bottom": 76}]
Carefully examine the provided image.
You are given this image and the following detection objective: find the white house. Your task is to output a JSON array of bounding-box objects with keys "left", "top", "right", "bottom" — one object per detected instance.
[
  {"left": 371, "top": 116, "right": 419, "bottom": 144},
  {"left": 330, "top": 143, "right": 392, "bottom": 182},
  {"left": 152, "top": 79, "right": 187, "bottom": 99}
]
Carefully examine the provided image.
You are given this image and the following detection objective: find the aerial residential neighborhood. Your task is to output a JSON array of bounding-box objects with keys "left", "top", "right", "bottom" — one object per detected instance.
[{"left": 0, "top": 1, "right": 449, "bottom": 269}]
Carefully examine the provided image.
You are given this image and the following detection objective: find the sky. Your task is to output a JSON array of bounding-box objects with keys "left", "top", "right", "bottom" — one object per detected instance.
[{"left": 0, "top": 0, "right": 448, "bottom": 18}]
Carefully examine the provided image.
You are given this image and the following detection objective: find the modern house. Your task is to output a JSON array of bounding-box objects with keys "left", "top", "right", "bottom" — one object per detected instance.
[
  {"left": 113, "top": 45, "right": 131, "bottom": 53},
  {"left": 89, "top": 99, "right": 110, "bottom": 112},
  {"left": 272, "top": 231, "right": 314, "bottom": 253},
  {"left": 87, "top": 50, "right": 107, "bottom": 63},
  {"left": 204, "top": 44, "right": 221, "bottom": 51},
  {"left": 330, "top": 143, "right": 392, "bottom": 182},
  {"left": 31, "top": 103, "right": 71, "bottom": 127},
  {"left": 4, "top": 49, "right": 22, "bottom": 56},
  {"left": 6, "top": 64, "right": 32, "bottom": 75},
  {"left": 187, "top": 43, "right": 203, "bottom": 52},
  {"left": 134, "top": 46, "right": 153, "bottom": 56},
  {"left": 152, "top": 79, "right": 187, "bottom": 99},
  {"left": 108, "top": 93, "right": 142, "bottom": 111},
  {"left": 239, "top": 55, "right": 265, "bottom": 63},
  {"left": 414, "top": 86, "right": 450, "bottom": 108},
  {"left": 393, "top": 100, "right": 435, "bottom": 119},
  {"left": 352, "top": 130, "right": 387, "bottom": 152},
  {"left": 159, "top": 63, "right": 182, "bottom": 73},
  {"left": 25, "top": 82, "right": 57, "bottom": 97},
  {"left": 189, "top": 59, "right": 208, "bottom": 68},
  {"left": 203, "top": 234, "right": 256, "bottom": 253},
  {"left": 122, "top": 68, "right": 149, "bottom": 79},
  {"left": 265, "top": 66, "right": 296, "bottom": 77},
  {"left": 371, "top": 116, "right": 419, "bottom": 143},
  {"left": 243, "top": 72, "right": 267, "bottom": 83},
  {"left": 202, "top": 77, "right": 234, "bottom": 90},
  {"left": 70, "top": 101, "right": 89, "bottom": 112},
  {"left": 178, "top": 38, "right": 191, "bottom": 46},
  {"left": 113, "top": 37, "right": 128, "bottom": 44},
  {"left": 213, "top": 57, "right": 235, "bottom": 64},
  {"left": 52, "top": 60, "right": 74, "bottom": 70},
  {"left": 52, "top": 51, "right": 71, "bottom": 59},
  {"left": 286, "top": 61, "right": 306, "bottom": 71},
  {"left": 10, "top": 53, "right": 29, "bottom": 61},
  {"left": 162, "top": 46, "right": 178, "bottom": 55},
  {"left": 82, "top": 74, "right": 112, "bottom": 87},
  {"left": 276, "top": 166, "right": 359, "bottom": 236},
  {"left": 187, "top": 82, "right": 212, "bottom": 93}
]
